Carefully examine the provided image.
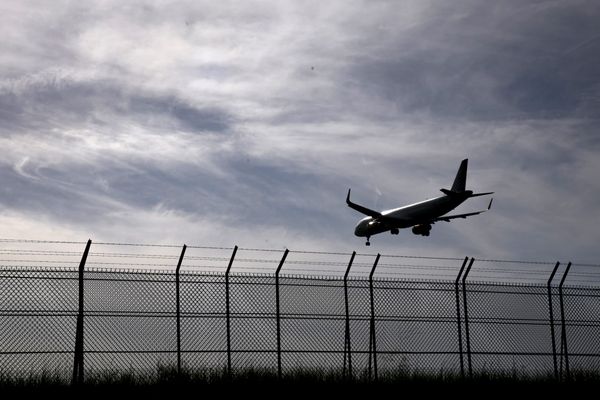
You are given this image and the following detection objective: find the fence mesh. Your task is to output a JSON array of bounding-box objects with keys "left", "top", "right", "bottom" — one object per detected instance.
[{"left": 1, "top": 240, "right": 599, "bottom": 381}]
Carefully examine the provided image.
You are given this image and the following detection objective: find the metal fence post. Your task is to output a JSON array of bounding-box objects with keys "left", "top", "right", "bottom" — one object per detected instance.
[
  {"left": 558, "top": 261, "right": 572, "bottom": 381},
  {"left": 72, "top": 239, "right": 91, "bottom": 385},
  {"left": 175, "top": 244, "right": 187, "bottom": 375},
  {"left": 454, "top": 257, "right": 469, "bottom": 379},
  {"left": 275, "top": 249, "right": 289, "bottom": 379},
  {"left": 461, "top": 257, "right": 475, "bottom": 379},
  {"left": 225, "top": 245, "right": 238, "bottom": 376},
  {"left": 343, "top": 251, "right": 356, "bottom": 379},
  {"left": 547, "top": 261, "right": 561, "bottom": 380},
  {"left": 368, "top": 253, "right": 380, "bottom": 381}
]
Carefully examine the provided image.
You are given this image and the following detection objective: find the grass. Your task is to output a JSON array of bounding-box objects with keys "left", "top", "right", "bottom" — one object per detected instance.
[{"left": 2, "top": 366, "right": 600, "bottom": 393}]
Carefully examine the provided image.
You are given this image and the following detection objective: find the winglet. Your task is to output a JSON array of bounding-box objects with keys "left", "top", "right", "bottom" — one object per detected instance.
[
  {"left": 488, "top": 198, "right": 493, "bottom": 210},
  {"left": 346, "top": 188, "right": 382, "bottom": 218}
]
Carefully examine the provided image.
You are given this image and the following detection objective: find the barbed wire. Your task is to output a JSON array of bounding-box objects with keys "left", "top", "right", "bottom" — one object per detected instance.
[
  {"left": 0, "top": 250, "right": 83, "bottom": 256},
  {"left": 473, "top": 258, "right": 558, "bottom": 265},
  {"left": 0, "top": 259, "right": 80, "bottom": 264},
  {"left": 1, "top": 238, "right": 599, "bottom": 271},
  {"left": 0, "top": 239, "right": 88, "bottom": 244},
  {"left": 92, "top": 241, "right": 183, "bottom": 248}
]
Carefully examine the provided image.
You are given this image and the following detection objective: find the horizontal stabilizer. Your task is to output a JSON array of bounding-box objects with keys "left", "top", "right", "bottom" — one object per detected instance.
[
  {"left": 441, "top": 189, "right": 494, "bottom": 198},
  {"left": 346, "top": 189, "right": 382, "bottom": 218},
  {"left": 469, "top": 191, "right": 494, "bottom": 198}
]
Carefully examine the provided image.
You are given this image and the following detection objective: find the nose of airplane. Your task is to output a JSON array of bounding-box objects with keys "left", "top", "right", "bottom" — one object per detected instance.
[{"left": 354, "top": 222, "right": 365, "bottom": 237}]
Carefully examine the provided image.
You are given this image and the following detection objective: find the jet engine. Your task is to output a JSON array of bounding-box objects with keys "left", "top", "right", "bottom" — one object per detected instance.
[{"left": 411, "top": 224, "right": 432, "bottom": 236}]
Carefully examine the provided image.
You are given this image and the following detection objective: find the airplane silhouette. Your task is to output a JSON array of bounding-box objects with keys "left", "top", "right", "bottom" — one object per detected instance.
[{"left": 347, "top": 159, "right": 493, "bottom": 246}]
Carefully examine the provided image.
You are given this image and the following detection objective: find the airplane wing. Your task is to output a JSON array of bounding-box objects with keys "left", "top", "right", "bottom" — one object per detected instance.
[
  {"left": 346, "top": 189, "right": 382, "bottom": 218},
  {"left": 432, "top": 198, "right": 493, "bottom": 223}
]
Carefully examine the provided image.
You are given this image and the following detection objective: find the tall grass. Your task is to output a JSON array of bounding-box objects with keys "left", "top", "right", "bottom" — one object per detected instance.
[{"left": 2, "top": 365, "right": 600, "bottom": 389}]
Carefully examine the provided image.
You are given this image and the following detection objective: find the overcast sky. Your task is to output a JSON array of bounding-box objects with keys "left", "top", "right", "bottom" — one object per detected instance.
[{"left": 1, "top": 0, "right": 599, "bottom": 263}]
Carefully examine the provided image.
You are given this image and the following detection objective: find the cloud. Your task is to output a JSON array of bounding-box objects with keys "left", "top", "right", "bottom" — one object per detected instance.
[
  {"left": 0, "top": 72, "right": 232, "bottom": 133},
  {"left": 1, "top": 0, "right": 599, "bottom": 265},
  {"left": 340, "top": 1, "right": 600, "bottom": 121}
]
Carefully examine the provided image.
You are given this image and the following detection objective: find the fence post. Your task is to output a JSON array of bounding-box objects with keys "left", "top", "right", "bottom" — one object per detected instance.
[
  {"left": 225, "top": 245, "right": 238, "bottom": 377},
  {"left": 454, "top": 257, "right": 469, "bottom": 379},
  {"left": 558, "top": 261, "right": 572, "bottom": 381},
  {"left": 461, "top": 257, "right": 475, "bottom": 379},
  {"left": 275, "top": 249, "right": 289, "bottom": 379},
  {"left": 368, "top": 253, "right": 380, "bottom": 381},
  {"left": 343, "top": 251, "right": 356, "bottom": 379},
  {"left": 72, "top": 239, "right": 91, "bottom": 386},
  {"left": 547, "top": 261, "right": 561, "bottom": 380},
  {"left": 175, "top": 244, "right": 187, "bottom": 375}
]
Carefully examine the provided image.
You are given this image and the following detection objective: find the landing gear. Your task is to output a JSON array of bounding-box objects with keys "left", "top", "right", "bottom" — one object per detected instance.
[
  {"left": 390, "top": 228, "right": 399, "bottom": 235},
  {"left": 365, "top": 236, "right": 371, "bottom": 246}
]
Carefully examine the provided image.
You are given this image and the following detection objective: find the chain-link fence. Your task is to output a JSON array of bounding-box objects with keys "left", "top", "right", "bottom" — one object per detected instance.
[{"left": 0, "top": 239, "right": 599, "bottom": 383}]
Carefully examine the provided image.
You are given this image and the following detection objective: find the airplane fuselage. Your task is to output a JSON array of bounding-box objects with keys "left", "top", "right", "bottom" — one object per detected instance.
[{"left": 354, "top": 194, "right": 467, "bottom": 237}]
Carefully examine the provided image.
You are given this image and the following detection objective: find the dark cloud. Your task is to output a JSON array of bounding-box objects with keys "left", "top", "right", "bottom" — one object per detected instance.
[
  {"left": 345, "top": 1, "right": 600, "bottom": 121},
  {"left": 127, "top": 95, "right": 230, "bottom": 133},
  {"left": 0, "top": 148, "right": 342, "bottom": 238},
  {"left": 0, "top": 78, "right": 232, "bottom": 134},
  {"left": 0, "top": 90, "right": 24, "bottom": 130},
  {"left": 98, "top": 156, "right": 343, "bottom": 232},
  {"left": 0, "top": 164, "right": 105, "bottom": 223}
]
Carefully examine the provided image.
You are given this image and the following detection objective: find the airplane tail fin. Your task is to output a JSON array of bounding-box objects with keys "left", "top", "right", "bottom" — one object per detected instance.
[
  {"left": 451, "top": 159, "right": 468, "bottom": 193},
  {"left": 441, "top": 158, "right": 494, "bottom": 198}
]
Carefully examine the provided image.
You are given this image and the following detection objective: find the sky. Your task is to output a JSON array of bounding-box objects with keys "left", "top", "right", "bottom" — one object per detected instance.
[{"left": 1, "top": 0, "right": 600, "bottom": 264}]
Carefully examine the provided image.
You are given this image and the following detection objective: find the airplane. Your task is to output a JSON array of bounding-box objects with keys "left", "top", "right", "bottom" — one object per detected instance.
[{"left": 347, "top": 158, "right": 493, "bottom": 246}]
